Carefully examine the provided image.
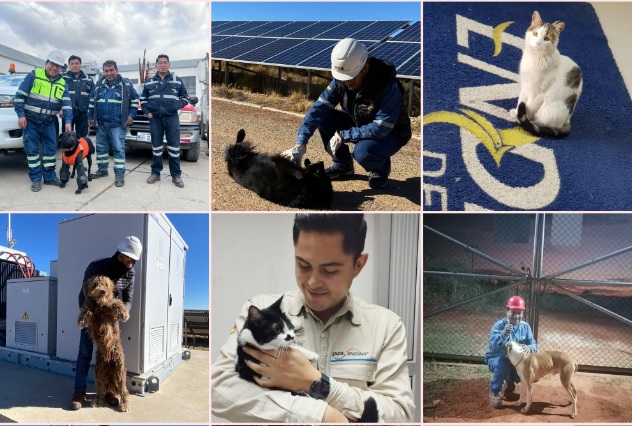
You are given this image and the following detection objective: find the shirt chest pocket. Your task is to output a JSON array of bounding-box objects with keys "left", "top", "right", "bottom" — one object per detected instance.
[{"left": 329, "top": 362, "right": 377, "bottom": 390}]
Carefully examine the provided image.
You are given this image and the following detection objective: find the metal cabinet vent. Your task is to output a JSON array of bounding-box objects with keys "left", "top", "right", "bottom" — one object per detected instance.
[{"left": 14, "top": 321, "right": 37, "bottom": 347}]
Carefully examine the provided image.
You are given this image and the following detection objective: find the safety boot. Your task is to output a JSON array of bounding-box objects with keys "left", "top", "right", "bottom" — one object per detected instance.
[{"left": 489, "top": 391, "right": 502, "bottom": 409}]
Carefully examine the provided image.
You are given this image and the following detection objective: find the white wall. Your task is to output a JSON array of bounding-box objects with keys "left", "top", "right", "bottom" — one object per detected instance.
[
  {"left": 210, "top": 213, "right": 380, "bottom": 363},
  {"left": 0, "top": 58, "right": 38, "bottom": 75}
]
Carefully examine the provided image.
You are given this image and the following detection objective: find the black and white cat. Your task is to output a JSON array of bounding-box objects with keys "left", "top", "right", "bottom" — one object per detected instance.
[
  {"left": 235, "top": 295, "right": 318, "bottom": 382},
  {"left": 235, "top": 296, "right": 379, "bottom": 422},
  {"left": 225, "top": 129, "right": 333, "bottom": 209},
  {"left": 511, "top": 11, "right": 583, "bottom": 137}
]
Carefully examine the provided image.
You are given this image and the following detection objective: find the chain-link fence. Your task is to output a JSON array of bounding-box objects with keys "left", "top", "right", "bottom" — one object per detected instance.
[{"left": 424, "top": 213, "right": 632, "bottom": 374}]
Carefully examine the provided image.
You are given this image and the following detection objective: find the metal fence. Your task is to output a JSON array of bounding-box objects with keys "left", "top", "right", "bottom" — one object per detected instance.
[
  {"left": 0, "top": 259, "right": 25, "bottom": 319},
  {"left": 423, "top": 213, "right": 632, "bottom": 374}
]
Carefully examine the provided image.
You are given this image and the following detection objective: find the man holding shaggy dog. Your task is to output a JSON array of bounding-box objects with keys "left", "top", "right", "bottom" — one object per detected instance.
[
  {"left": 70, "top": 236, "right": 143, "bottom": 410},
  {"left": 485, "top": 295, "right": 538, "bottom": 409},
  {"left": 282, "top": 38, "right": 412, "bottom": 190},
  {"left": 14, "top": 50, "right": 73, "bottom": 192}
]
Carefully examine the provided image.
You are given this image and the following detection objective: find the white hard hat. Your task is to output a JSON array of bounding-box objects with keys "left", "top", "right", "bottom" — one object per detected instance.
[
  {"left": 117, "top": 236, "right": 143, "bottom": 261},
  {"left": 330, "top": 38, "right": 368, "bottom": 81},
  {"left": 46, "top": 50, "right": 65, "bottom": 67}
]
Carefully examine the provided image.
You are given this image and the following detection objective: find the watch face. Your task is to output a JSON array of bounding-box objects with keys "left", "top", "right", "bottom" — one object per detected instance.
[
  {"left": 321, "top": 377, "right": 330, "bottom": 396},
  {"left": 311, "top": 374, "right": 330, "bottom": 399}
]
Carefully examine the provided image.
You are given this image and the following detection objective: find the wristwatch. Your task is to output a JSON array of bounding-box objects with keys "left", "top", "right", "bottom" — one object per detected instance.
[{"left": 309, "top": 373, "right": 330, "bottom": 400}]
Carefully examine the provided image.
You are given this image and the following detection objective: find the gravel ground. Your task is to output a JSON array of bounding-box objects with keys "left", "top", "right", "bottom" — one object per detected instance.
[{"left": 211, "top": 97, "right": 421, "bottom": 211}]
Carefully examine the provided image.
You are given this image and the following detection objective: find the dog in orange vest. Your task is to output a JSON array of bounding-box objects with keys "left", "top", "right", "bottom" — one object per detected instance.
[{"left": 59, "top": 130, "right": 95, "bottom": 194}]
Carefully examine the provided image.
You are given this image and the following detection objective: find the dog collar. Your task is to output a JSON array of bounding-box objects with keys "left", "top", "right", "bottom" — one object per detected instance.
[{"left": 515, "top": 353, "right": 528, "bottom": 367}]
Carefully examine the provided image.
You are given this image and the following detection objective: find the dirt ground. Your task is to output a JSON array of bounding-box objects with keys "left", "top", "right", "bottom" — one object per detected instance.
[
  {"left": 210, "top": 97, "right": 421, "bottom": 211},
  {"left": 424, "top": 363, "right": 632, "bottom": 423}
]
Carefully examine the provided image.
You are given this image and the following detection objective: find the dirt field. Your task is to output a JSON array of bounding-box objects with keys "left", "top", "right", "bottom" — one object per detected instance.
[
  {"left": 424, "top": 362, "right": 632, "bottom": 423},
  {"left": 211, "top": 97, "right": 421, "bottom": 211}
]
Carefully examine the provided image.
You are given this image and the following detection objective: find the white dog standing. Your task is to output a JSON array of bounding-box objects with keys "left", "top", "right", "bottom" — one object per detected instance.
[{"left": 505, "top": 341, "right": 578, "bottom": 418}]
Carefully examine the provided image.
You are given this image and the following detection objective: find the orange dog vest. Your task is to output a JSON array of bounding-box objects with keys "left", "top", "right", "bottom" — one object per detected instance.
[{"left": 62, "top": 137, "right": 90, "bottom": 166}]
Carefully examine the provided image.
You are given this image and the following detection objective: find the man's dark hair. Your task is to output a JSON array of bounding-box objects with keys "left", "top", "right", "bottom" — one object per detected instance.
[
  {"left": 68, "top": 55, "right": 82, "bottom": 64},
  {"left": 293, "top": 213, "right": 367, "bottom": 262},
  {"left": 156, "top": 54, "right": 170, "bottom": 63},
  {"left": 102, "top": 60, "right": 118, "bottom": 70}
]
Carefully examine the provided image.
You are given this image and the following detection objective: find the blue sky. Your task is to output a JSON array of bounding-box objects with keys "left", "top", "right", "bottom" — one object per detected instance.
[
  {"left": 0, "top": 213, "right": 209, "bottom": 310},
  {"left": 212, "top": 1, "right": 420, "bottom": 22}
]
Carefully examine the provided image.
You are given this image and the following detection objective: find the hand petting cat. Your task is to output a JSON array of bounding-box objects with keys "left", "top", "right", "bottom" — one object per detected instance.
[{"left": 242, "top": 345, "right": 322, "bottom": 393}]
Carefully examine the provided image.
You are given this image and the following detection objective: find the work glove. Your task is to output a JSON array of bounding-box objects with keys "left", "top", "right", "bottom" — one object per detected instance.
[
  {"left": 280, "top": 144, "right": 306, "bottom": 165},
  {"left": 519, "top": 343, "right": 532, "bottom": 354},
  {"left": 328, "top": 131, "right": 345, "bottom": 155},
  {"left": 503, "top": 323, "right": 513, "bottom": 336}
]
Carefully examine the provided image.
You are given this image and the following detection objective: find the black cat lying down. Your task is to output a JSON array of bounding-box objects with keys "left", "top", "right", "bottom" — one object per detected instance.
[
  {"left": 225, "top": 129, "right": 333, "bottom": 209},
  {"left": 235, "top": 296, "right": 379, "bottom": 422}
]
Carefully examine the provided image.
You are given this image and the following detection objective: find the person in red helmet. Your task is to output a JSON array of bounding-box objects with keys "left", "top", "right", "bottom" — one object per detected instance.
[{"left": 485, "top": 295, "right": 537, "bottom": 409}]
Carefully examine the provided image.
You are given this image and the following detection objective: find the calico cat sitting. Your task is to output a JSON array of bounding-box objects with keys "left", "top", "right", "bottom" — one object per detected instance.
[
  {"left": 225, "top": 129, "right": 333, "bottom": 209},
  {"left": 511, "top": 11, "right": 583, "bottom": 137},
  {"left": 235, "top": 296, "right": 379, "bottom": 422}
]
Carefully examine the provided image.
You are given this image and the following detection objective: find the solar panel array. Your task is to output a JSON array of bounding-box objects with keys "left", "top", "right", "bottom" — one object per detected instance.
[
  {"left": 211, "top": 20, "right": 420, "bottom": 79},
  {"left": 370, "top": 21, "right": 421, "bottom": 78}
]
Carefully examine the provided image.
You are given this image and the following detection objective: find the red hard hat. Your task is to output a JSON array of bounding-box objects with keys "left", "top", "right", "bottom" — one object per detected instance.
[{"left": 506, "top": 296, "right": 526, "bottom": 311}]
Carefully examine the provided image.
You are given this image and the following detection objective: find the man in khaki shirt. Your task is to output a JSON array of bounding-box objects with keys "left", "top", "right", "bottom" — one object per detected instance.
[{"left": 212, "top": 213, "right": 414, "bottom": 423}]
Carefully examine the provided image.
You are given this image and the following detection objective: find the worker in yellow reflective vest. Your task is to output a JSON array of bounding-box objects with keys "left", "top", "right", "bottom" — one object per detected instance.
[{"left": 14, "top": 50, "right": 73, "bottom": 192}]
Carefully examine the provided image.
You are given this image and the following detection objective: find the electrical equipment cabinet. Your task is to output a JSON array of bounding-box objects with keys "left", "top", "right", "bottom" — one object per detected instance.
[{"left": 6, "top": 277, "right": 57, "bottom": 355}]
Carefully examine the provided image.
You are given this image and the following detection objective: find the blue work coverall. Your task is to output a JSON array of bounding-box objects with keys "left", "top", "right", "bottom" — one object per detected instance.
[{"left": 485, "top": 318, "right": 537, "bottom": 395}]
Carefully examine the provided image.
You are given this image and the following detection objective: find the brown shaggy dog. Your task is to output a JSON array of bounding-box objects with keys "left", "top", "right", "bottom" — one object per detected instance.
[{"left": 78, "top": 275, "right": 130, "bottom": 412}]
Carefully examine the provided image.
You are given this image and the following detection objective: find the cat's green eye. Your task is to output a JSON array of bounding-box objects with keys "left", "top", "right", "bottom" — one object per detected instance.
[
  {"left": 533, "top": 31, "right": 538, "bottom": 36},
  {"left": 273, "top": 325, "right": 281, "bottom": 333},
  {"left": 544, "top": 36, "right": 550, "bottom": 41}
]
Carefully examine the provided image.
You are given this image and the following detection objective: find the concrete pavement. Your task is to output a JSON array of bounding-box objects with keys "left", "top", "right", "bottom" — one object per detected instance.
[
  {"left": 0, "top": 349, "right": 209, "bottom": 423},
  {"left": 0, "top": 144, "right": 209, "bottom": 211}
]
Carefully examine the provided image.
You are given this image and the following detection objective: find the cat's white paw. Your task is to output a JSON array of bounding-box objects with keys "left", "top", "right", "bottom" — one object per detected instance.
[
  {"left": 290, "top": 317, "right": 303, "bottom": 331},
  {"left": 292, "top": 345, "right": 319, "bottom": 361},
  {"left": 509, "top": 108, "right": 518, "bottom": 119}
]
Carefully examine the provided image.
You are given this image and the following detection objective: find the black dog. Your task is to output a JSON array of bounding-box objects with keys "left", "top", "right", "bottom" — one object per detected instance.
[
  {"left": 58, "top": 131, "right": 95, "bottom": 194},
  {"left": 225, "top": 129, "right": 333, "bottom": 209}
]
